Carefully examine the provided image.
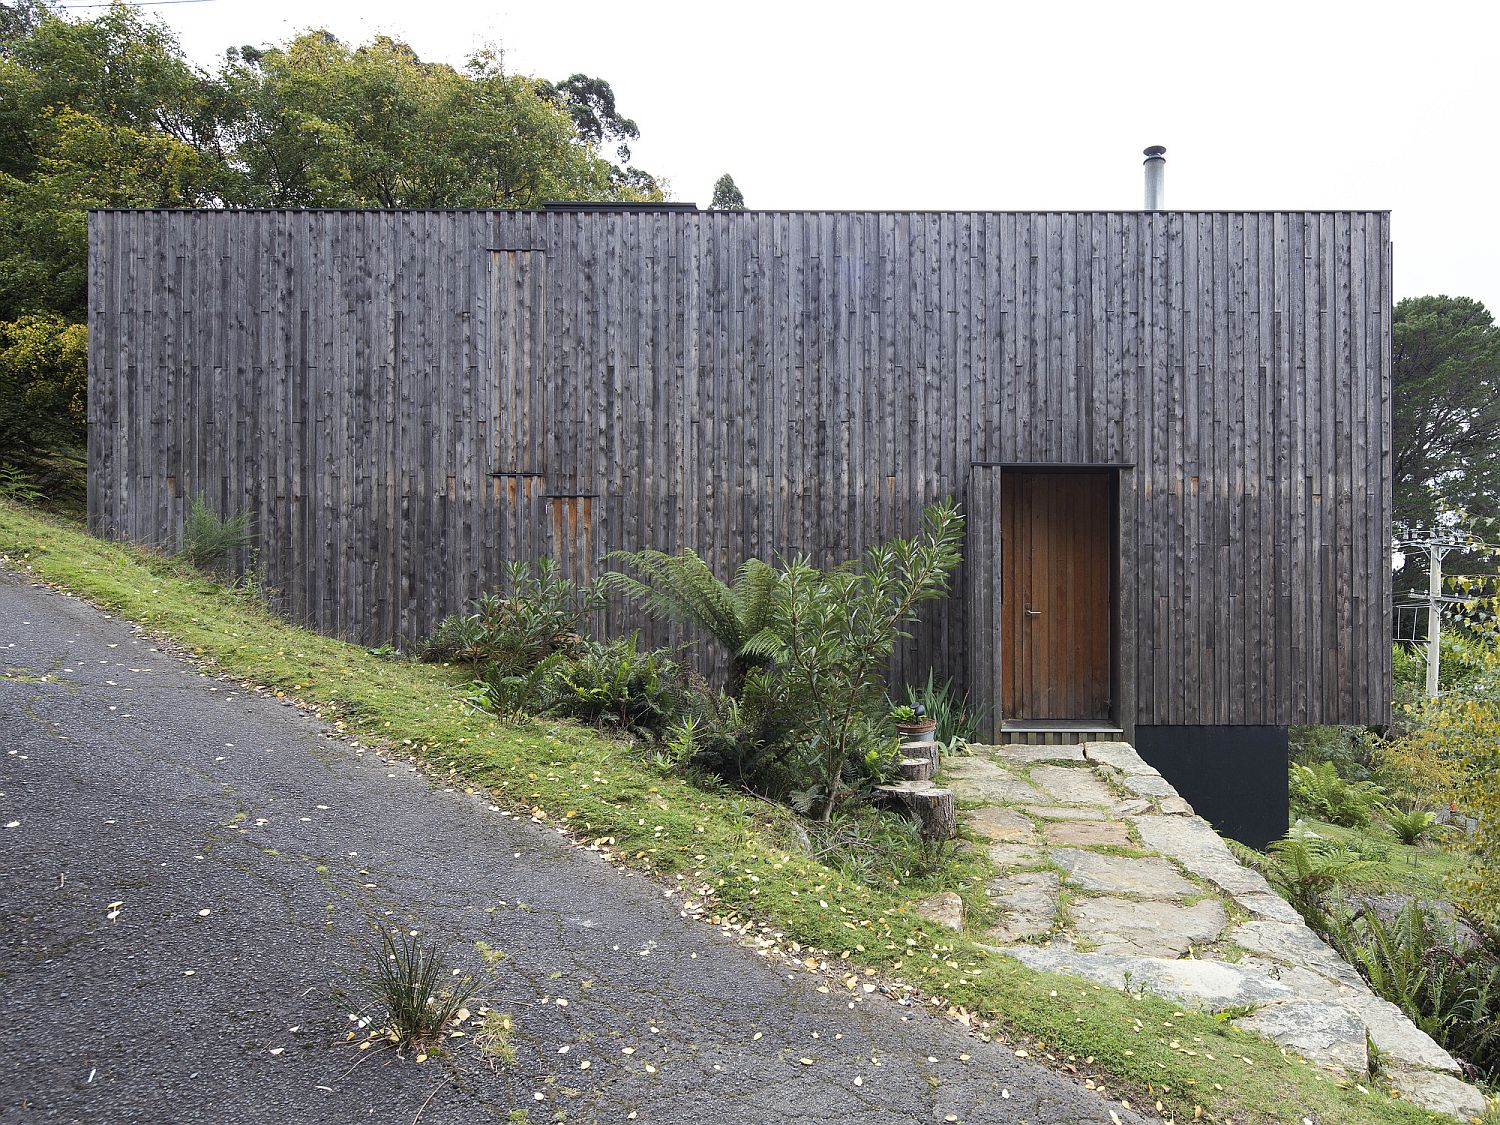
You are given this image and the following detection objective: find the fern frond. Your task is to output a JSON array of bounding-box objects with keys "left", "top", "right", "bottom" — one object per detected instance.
[
  {"left": 732, "top": 558, "right": 779, "bottom": 639},
  {"left": 605, "top": 548, "right": 745, "bottom": 652}
]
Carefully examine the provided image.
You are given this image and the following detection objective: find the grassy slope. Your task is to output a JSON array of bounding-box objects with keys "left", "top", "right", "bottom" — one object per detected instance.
[
  {"left": 0, "top": 503, "right": 1471, "bottom": 1125},
  {"left": 1291, "top": 818, "right": 1471, "bottom": 901}
]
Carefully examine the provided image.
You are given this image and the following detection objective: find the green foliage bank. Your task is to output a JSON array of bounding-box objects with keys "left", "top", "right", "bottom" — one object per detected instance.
[{"left": 0, "top": 0, "right": 662, "bottom": 475}]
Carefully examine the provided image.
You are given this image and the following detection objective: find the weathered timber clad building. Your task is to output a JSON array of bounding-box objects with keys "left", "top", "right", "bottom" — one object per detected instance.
[{"left": 87, "top": 207, "right": 1393, "bottom": 842}]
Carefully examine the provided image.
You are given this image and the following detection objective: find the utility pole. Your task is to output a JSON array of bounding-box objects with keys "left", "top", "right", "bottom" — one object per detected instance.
[{"left": 1426, "top": 541, "right": 1443, "bottom": 699}]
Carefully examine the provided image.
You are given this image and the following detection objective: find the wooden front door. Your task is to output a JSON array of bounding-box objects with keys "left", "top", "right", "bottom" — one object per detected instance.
[{"left": 1001, "top": 472, "right": 1113, "bottom": 720}]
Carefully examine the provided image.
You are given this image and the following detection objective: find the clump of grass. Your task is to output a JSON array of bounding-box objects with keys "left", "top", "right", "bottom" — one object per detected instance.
[
  {"left": 366, "top": 930, "right": 478, "bottom": 1052},
  {"left": 476, "top": 1009, "right": 516, "bottom": 1068},
  {"left": 181, "top": 492, "right": 250, "bottom": 570},
  {"left": 805, "top": 806, "right": 973, "bottom": 895}
]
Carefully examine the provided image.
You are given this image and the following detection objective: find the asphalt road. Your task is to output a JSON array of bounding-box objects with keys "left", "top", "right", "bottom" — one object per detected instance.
[{"left": 0, "top": 569, "right": 1150, "bottom": 1125}]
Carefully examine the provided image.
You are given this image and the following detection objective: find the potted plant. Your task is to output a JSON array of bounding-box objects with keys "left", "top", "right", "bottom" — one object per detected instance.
[{"left": 891, "top": 703, "right": 936, "bottom": 738}]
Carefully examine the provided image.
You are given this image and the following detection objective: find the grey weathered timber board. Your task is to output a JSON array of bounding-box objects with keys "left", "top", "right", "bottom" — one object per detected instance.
[{"left": 87, "top": 209, "right": 1393, "bottom": 729}]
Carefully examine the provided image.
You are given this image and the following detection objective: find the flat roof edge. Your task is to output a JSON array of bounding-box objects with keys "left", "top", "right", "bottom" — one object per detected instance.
[{"left": 85, "top": 207, "right": 1394, "bottom": 216}]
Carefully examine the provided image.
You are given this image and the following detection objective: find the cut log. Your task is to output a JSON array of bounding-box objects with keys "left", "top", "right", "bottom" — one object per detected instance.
[
  {"left": 900, "top": 756, "right": 934, "bottom": 782},
  {"left": 910, "top": 788, "right": 957, "bottom": 840},
  {"left": 900, "top": 738, "right": 939, "bottom": 771},
  {"left": 874, "top": 781, "right": 957, "bottom": 841},
  {"left": 875, "top": 779, "right": 934, "bottom": 813},
  {"left": 876, "top": 780, "right": 935, "bottom": 797}
]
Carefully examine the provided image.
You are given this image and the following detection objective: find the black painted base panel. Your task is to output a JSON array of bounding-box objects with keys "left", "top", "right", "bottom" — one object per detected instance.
[{"left": 1133, "top": 725, "right": 1289, "bottom": 850}]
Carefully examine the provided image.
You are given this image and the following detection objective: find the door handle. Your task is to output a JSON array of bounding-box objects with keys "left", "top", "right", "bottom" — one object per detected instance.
[{"left": 1026, "top": 607, "right": 1041, "bottom": 617}]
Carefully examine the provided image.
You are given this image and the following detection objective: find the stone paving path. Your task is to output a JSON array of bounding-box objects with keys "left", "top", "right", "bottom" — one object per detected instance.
[{"left": 930, "top": 741, "right": 1490, "bottom": 1121}]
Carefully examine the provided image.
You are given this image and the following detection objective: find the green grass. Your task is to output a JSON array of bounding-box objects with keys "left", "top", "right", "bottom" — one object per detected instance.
[
  {"left": 1293, "top": 817, "right": 1471, "bottom": 900},
  {"left": 0, "top": 501, "right": 1480, "bottom": 1125}
]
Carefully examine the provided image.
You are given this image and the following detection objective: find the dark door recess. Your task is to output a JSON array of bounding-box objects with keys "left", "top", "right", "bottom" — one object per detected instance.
[{"left": 1001, "top": 472, "right": 1113, "bottom": 720}]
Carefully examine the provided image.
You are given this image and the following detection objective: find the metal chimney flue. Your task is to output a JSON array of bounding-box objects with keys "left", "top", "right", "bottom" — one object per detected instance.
[{"left": 1143, "top": 145, "right": 1166, "bottom": 210}]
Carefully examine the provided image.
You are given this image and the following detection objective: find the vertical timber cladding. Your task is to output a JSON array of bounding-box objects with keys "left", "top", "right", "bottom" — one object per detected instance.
[{"left": 86, "top": 209, "right": 1393, "bottom": 729}]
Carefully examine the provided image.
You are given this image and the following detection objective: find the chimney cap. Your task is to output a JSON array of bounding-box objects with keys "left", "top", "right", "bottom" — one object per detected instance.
[{"left": 1143, "top": 145, "right": 1167, "bottom": 159}]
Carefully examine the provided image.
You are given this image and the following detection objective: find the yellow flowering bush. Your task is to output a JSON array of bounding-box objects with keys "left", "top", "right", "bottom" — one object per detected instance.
[{"left": 1386, "top": 572, "right": 1500, "bottom": 928}]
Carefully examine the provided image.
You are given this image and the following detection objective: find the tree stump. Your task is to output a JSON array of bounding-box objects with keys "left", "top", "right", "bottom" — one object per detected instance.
[
  {"left": 874, "top": 781, "right": 957, "bottom": 841},
  {"left": 900, "top": 738, "right": 939, "bottom": 772},
  {"left": 900, "top": 756, "right": 934, "bottom": 782},
  {"left": 910, "top": 787, "right": 957, "bottom": 840}
]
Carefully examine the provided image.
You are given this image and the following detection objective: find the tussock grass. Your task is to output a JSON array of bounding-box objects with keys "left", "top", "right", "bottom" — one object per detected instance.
[{"left": 367, "top": 930, "right": 478, "bottom": 1052}]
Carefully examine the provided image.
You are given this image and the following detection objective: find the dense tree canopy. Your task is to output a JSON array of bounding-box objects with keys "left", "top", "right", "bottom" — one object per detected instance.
[
  {"left": 1390, "top": 295, "right": 1500, "bottom": 599},
  {"left": 710, "top": 172, "right": 745, "bottom": 211},
  {"left": 0, "top": 2, "right": 662, "bottom": 468},
  {"left": 221, "top": 38, "right": 643, "bottom": 209},
  {"left": 1392, "top": 295, "right": 1500, "bottom": 536},
  {"left": 0, "top": 2, "right": 232, "bottom": 319}
]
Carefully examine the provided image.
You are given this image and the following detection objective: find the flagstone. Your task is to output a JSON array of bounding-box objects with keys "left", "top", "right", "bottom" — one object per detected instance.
[
  {"left": 985, "top": 842, "right": 1043, "bottom": 869},
  {"left": 1027, "top": 805, "right": 1109, "bottom": 821},
  {"left": 981, "top": 871, "right": 1060, "bottom": 943},
  {"left": 986, "top": 744, "right": 1088, "bottom": 765},
  {"left": 967, "top": 805, "right": 1036, "bottom": 843},
  {"left": 1043, "top": 819, "right": 1133, "bottom": 847},
  {"left": 1028, "top": 765, "right": 1118, "bottom": 806},
  {"left": 1049, "top": 848, "right": 1198, "bottom": 898},
  {"left": 1071, "top": 895, "right": 1227, "bottom": 957},
  {"left": 1233, "top": 998, "right": 1370, "bottom": 1074}
]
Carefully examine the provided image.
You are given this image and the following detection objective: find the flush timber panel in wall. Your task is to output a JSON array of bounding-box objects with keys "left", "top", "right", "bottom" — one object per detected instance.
[{"left": 87, "top": 208, "right": 1393, "bottom": 729}]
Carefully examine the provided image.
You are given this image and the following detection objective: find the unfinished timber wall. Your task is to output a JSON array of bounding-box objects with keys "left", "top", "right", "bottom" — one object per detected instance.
[{"left": 87, "top": 208, "right": 1392, "bottom": 728}]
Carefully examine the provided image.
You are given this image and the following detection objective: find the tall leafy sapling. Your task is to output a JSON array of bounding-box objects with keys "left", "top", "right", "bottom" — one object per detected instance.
[{"left": 742, "top": 500, "right": 964, "bottom": 821}]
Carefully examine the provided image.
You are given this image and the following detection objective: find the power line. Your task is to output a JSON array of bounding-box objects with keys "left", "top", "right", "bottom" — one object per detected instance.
[{"left": 1394, "top": 534, "right": 1500, "bottom": 555}]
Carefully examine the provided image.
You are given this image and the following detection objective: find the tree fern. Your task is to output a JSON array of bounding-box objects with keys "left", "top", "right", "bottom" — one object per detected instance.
[
  {"left": 605, "top": 548, "right": 777, "bottom": 690},
  {"left": 1260, "top": 835, "right": 1371, "bottom": 931}
]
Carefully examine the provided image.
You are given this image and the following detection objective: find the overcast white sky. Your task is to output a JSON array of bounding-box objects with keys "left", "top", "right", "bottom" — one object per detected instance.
[{"left": 143, "top": 0, "right": 1500, "bottom": 311}]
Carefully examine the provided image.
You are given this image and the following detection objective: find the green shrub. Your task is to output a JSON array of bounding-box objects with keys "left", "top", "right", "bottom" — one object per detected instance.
[
  {"left": 805, "top": 806, "right": 959, "bottom": 893},
  {"left": 741, "top": 500, "right": 965, "bottom": 821},
  {"left": 1393, "top": 638, "right": 1486, "bottom": 722},
  {"left": 656, "top": 694, "right": 784, "bottom": 787},
  {"left": 180, "top": 492, "right": 251, "bottom": 570},
  {"left": 1324, "top": 901, "right": 1500, "bottom": 1082},
  {"left": 1387, "top": 599, "right": 1500, "bottom": 933},
  {"left": 0, "top": 313, "right": 87, "bottom": 465},
  {"left": 1290, "top": 760, "right": 1387, "bottom": 830},
  {"left": 546, "top": 634, "right": 704, "bottom": 739},
  {"left": 468, "top": 653, "right": 569, "bottom": 723},
  {"left": 421, "top": 560, "right": 605, "bottom": 673},
  {"left": 1290, "top": 724, "right": 1381, "bottom": 783}
]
